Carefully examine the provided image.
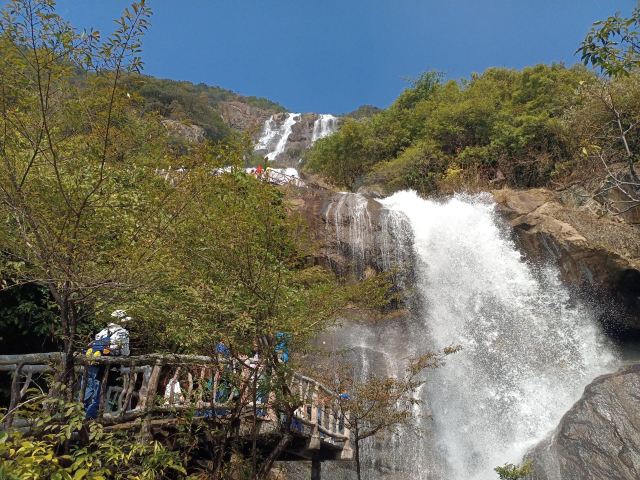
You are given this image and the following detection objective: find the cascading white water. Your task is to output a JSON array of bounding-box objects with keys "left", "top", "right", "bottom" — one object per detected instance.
[
  {"left": 312, "top": 114, "right": 339, "bottom": 141},
  {"left": 255, "top": 112, "right": 301, "bottom": 161},
  {"left": 326, "top": 192, "right": 374, "bottom": 278},
  {"left": 377, "top": 190, "right": 618, "bottom": 479}
]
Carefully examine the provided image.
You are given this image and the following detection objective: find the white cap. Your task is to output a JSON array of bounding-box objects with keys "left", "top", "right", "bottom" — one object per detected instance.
[{"left": 111, "top": 309, "right": 132, "bottom": 323}]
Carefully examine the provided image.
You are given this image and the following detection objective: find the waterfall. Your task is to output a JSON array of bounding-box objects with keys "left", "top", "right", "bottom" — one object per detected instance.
[
  {"left": 254, "top": 112, "right": 300, "bottom": 161},
  {"left": 325, "top": 192, "right": 413, "bottom": 286},
  {"left": 255, "top": 112, "right": 338, "bottom": 164},
  {"left": 312, "top": 114, "right": 339, "bottom": 141},
  {"left": 375, "top": 190, "right": 618, "bottom": 479},
  {"left": 327, "top": 193, "right": 373, "bottom": 277}
]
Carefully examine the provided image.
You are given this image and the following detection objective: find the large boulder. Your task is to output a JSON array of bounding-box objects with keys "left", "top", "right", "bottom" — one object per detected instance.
[
  {"left": 161, "top": 119, "right": 205, "bottom": 144},
  {"left": 493, "top": 188, "right": 640, "bottom": 331},
  {"left": 527, "top": 363, "right": 640, "bottom": 480}
]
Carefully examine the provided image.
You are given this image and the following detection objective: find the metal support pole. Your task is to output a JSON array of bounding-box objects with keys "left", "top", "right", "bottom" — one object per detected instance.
[{"left": 311, "top": 458, "right": 321, "bottom": 480}]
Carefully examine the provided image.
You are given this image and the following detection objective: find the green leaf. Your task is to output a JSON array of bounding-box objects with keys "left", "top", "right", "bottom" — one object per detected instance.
[{"left": 72, "top": 468, "right": 89, "bottom": 480}]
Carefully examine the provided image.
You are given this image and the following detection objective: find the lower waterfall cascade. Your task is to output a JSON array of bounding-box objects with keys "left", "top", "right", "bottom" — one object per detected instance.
[{"left": 329, "top": 190, "right": 619, "bottom": 480}]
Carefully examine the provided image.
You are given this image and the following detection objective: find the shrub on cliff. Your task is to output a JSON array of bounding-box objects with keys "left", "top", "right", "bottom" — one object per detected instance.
[{"left": 304, "top": 64, "right": 601, "bottom": 192}]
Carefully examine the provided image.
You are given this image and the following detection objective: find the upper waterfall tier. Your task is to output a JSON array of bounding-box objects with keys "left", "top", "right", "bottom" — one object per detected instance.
[
  {"left": 254, "top": 112, "right": 340, "bottom": 167},
  {"left": 312, "top": 114, "right": 339, "bottom": 142}
]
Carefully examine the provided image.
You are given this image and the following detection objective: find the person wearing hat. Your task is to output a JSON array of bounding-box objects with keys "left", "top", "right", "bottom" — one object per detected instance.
[
  {"left": 84, "top": 310, "right": 132, "bottom": 418},
  {"left": 92, "top": 309, "right": 132, "bottom": 356}
]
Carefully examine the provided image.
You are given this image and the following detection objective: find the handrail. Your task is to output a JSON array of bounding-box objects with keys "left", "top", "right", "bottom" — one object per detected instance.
[
  {"left": 1, "top": 353, "right": 352, "bottom": 452},
  {"left": 0, "top": 352, "right": 63, "bottom": 365}
]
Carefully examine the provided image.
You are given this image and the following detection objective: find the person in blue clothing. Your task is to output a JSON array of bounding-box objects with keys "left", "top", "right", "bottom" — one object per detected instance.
[
  {"left": 274, "top": 332, "right": 291, "bottom": 363},
  {"left": 339, "top": 391, "right": 351, "bottom": 401},
  {"left": 215, "top": 341, "right": 230, "bottom": 357}
]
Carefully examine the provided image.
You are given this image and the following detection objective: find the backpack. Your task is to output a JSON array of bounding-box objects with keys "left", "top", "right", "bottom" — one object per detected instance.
[
  {"left": 86, "top": 326, "right": 123, "bottom": 357},
  {"left": 86, "top": 336, "right": 113, "bottom": 357}
]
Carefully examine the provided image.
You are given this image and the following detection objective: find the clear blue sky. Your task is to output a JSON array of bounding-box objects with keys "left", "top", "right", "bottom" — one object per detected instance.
[{"left": 52, "top": 0, "right": 637, "bottom": 113}]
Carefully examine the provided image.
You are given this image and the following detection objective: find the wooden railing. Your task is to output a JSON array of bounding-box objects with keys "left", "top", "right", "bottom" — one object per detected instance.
[{"left": 0, "top": 353, "right": 352, "bottom": 458}]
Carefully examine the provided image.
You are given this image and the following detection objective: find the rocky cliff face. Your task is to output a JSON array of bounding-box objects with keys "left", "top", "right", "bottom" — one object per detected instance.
[
  {"left": 282, "top": 183, "right": 640, "bottom": 480},
  {"left": 288, "top": 186, "right": 413, "bottom": 290},
  {"left": 526, "top": 362, "right": 640, "bottom": 480},
  {"left": 291, "top": 183, "right": 640, "bottom": 332},
  {"left": 493, "top": 188, "right": 640, "bottom": 332},
  {"left": 218, "top": 100, "right": 273, "bottom": 132},
  {"left": 161, "top": 119, "right": 206, "bottom": 144}
]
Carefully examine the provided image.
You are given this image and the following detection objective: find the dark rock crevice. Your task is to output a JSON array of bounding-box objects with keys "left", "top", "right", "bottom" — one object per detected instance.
[{"left": 493, "top": 188, "right": 640, "bottom": 333}]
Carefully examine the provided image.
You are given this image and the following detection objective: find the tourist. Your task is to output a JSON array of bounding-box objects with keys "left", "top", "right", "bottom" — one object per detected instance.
[
  {"left": 163, "top": 367, "right": 185, "bottom": 405},
  {"left": 275, "top": 332, "right": 291, "bottom": 363},
  {"left": 83, "top": 310, "right": 132, "bottom": 419}
]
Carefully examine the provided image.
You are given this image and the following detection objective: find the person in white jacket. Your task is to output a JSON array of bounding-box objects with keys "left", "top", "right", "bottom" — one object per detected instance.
[
  {"left": 93, "top": 310, "right": 131, "bottom": 356},
  {"left": 84, "top": 310, "right": 131, "bottom": 418}
]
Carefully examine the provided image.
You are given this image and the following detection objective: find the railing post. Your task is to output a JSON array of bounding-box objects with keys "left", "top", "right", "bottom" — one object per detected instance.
[
  {"left": 136, "top": 365, "right": 153, "bottom": 410},
  {"left": 311, "top": 457, "right": 321, "bottom": 480},
  {"left": 139, "top": 362, "right": 161, "bottom": 439},
  {"left": 211, "top": 369, "right": 219, "bottom": 407},
  {"left": 308, "top": 386, "right": 320, "bottom": 450},
  {"left": 121, "top": 365, "right": 137, "bottom": 416},
  {"left": 4, "top": 362, "right": 24, "bottom": 428},
  {"left": 96, "top": 365, "right": 110, "bottom": 420},
  {"left": 267, "top": 389, "right": 278, "bottom": 423},
  {"left": 186, "top": 370, "right": 194, "bottom": 404},
  {"left": 340, "top": 412, "right": 353, "bottom": 460},
  {"left": 139, "top": 362, "right": 161, "bottom": 411}
]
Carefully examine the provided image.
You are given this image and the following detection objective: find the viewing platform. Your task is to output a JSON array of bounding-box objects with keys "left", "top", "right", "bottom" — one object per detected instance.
[{"left": 0, "top": 352, "right": 352, "bottom": 479}]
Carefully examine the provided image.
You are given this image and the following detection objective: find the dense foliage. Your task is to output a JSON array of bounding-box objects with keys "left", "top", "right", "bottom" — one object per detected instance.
[
  {"left": 305, "top": 65, "right": 640, "bottom": 195},
  {"left": 121, "top": 75, "right": 284, "bottom": 142},
  {"left": 0, "top": 393, "right": 185, "bottom": 480},
  {"left": 0, "top": 1, "right": 351, "bottom": 477}
]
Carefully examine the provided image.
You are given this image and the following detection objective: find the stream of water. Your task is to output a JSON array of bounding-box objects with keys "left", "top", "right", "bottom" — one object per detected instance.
[{"left": 330, "top": 190, "right": 619, "bottom": 479}]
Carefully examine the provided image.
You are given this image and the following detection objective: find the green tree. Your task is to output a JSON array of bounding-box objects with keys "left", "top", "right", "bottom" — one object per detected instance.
[
  {"left": 495, "top": 460, "right": 534, "bottom": 480},
  {"left": 324, "top": 346, "right": 460, "bottom": 480},
  {"left": 0, "top": 2, "right": 356, "bottom": 478},
  {"left": 579, "top": 6, "right": 640, "bottom": 77},
  {"left": 305, "top": 65, "right": 592, "bottom": 192},
  {"left": 0, "top": 391, "right": 185, "bottom": 479},
  {"left": 576, "top": 8, "right": 640, "bottom": 215},
  {"left": 0, "top": 0, "right": 167, "bottom": 388}
]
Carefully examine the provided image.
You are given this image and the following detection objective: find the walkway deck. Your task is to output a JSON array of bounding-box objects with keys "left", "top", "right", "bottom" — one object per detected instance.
[{"left": 0, "top": 352, "right": 352, "bottom": 477}]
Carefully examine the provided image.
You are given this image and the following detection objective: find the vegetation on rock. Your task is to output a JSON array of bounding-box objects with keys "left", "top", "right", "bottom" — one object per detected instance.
[
  {"left": 0, "top": 1, "right": 359, "bottom": 478},
  {"left": 304, "top": 64, "right": 639, "bottom": 206}
]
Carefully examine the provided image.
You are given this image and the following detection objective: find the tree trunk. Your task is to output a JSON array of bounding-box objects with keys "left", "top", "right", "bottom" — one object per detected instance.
[
  {"left": 251, "top": 362, "right": 259, "bottom": 478},
  {"left": 311, "top": 458, "right": 321, "bottom": 480},
  {"left": 61, "top": 305, "right": 77, "bottom": 402},
  {"left": 354, "top": 426, "right": 361, "bottom": 480},
  {"left": 256, "top": 431, "right": 293, "bottom": 480}
]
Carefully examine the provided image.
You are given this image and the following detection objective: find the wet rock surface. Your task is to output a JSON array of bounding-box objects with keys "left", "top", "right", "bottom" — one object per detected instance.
[
  {"left": 493, "top": 188, "right": 640, "bottom": 331},
  {"left": 526, "top": 362, "right": 640, "bottom": 480},
  {"left": 288, "top": 187, "right": 414, "bottom": 291}
]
